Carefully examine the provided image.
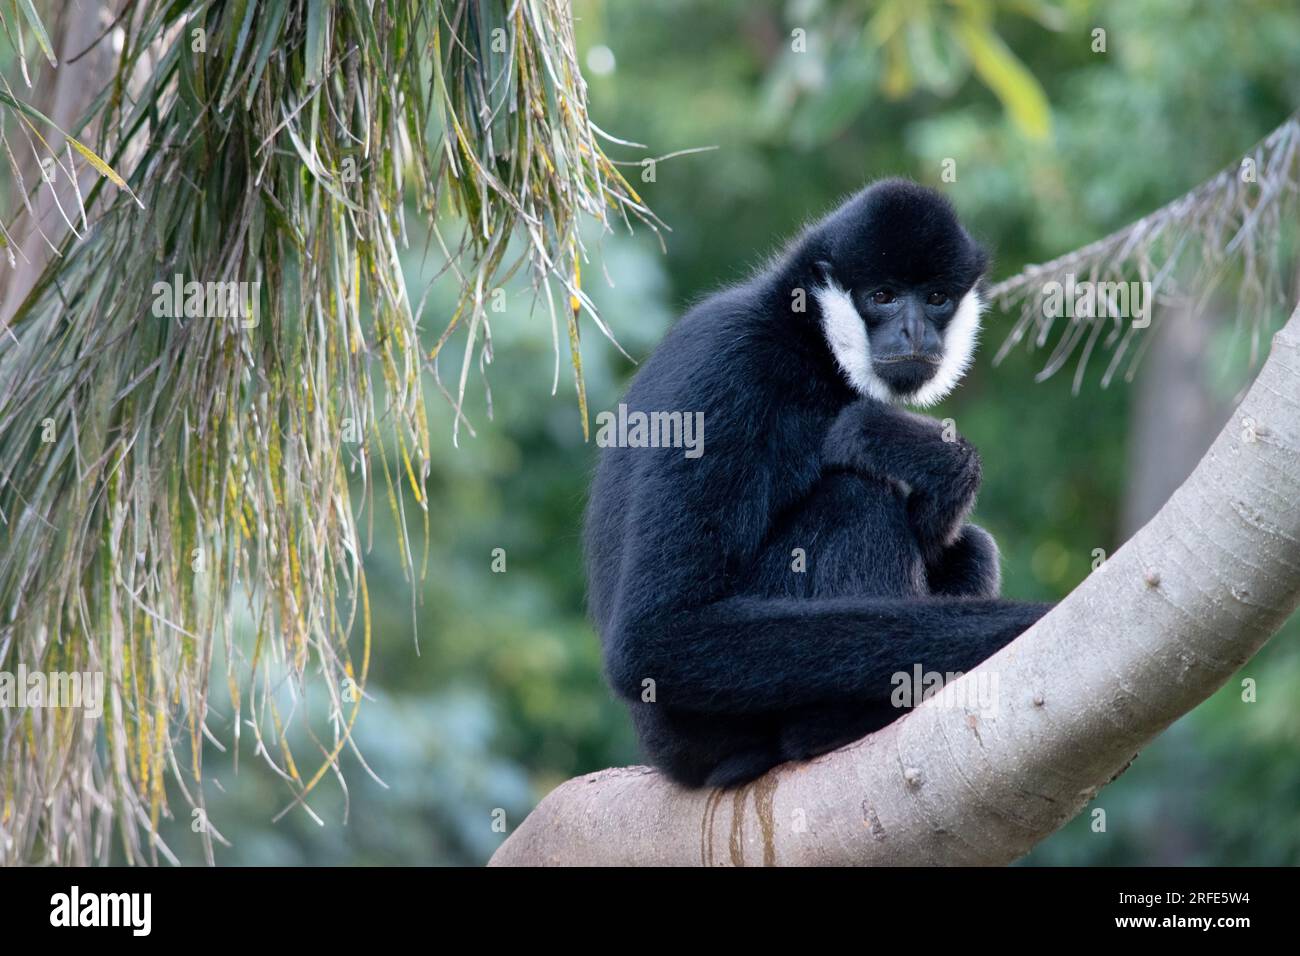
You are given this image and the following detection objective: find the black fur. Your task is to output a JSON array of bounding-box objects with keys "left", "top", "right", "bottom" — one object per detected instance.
[{"left": 584, "top": 179, "right": 1052, "bottom": 789}]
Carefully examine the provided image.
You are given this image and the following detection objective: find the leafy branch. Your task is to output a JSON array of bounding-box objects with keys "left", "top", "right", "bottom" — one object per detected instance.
[
  {"left": 0, "top": 0, "right": 658, "bottom": 865},
  {"left": 988, "top": 111, "right": 1300, "bottom": 391}
]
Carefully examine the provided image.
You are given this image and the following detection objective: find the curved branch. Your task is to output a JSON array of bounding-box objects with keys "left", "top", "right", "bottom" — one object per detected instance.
[{"left": 491, "top": 303, "right": 1300, "bottom": 867}]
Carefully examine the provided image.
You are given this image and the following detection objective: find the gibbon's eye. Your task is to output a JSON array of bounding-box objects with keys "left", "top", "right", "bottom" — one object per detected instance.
[
  {"left": 927, "top": 291, "right": 949, "bottom": 306},
  {"left": 872, "top": 289, "right": 896, "bottom": 305}
]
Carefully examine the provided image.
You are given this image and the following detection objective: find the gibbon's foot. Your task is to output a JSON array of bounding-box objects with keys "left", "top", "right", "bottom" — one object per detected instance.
[
  {"left": 927, "top": 523, "right": 1001, "bottom": 598},
  {"left": 702, "top": 748, "right": 785, "bottom": 789}
]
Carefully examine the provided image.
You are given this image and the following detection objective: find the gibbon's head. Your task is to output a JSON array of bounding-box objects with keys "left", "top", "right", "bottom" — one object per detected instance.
[{"left": 810, "top": 179, "right": 988, "bottom": 407}]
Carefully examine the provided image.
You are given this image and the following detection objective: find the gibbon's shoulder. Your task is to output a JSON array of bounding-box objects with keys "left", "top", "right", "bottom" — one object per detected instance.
[
  {"left": 677, "top": 278, "right": 772, "bottom": 334},
  {"left": 631, "top": 283, "right": 795, "bottom": 404}
]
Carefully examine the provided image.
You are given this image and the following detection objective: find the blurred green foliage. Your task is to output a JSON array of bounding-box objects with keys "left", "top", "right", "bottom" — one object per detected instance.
[{"left": 159, "top": 0, "right": 1300, "bottom": 865}]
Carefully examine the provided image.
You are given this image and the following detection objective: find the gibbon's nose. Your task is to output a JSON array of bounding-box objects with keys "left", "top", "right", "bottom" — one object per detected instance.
[
  {"left": 894, "top": 303, "right": 929, "bottom": 352},
  {"left": 900, "top": 311, "right": 924, "bottom": 348},
  {"left": 876, "top": 303, "right": 942, "bottom": 364}
]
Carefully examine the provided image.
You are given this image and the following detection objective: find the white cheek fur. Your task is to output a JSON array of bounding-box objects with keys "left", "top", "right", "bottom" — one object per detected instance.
[
  {"left": 813, "top": 281, "right": 983, "bottom": 408},
  {"left": 813, "top": 281, "right": 892, "bottom": 403}
]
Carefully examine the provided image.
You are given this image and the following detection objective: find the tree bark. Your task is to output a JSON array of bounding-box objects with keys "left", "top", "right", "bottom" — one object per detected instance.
[{"left": 491, "top": 302, "right": 1300, "bottom": 867}]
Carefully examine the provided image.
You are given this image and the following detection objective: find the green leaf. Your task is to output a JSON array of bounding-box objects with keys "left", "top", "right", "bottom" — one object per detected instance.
[
  {"left": 68, "top": 138, "right": 130, "bottom": 192},
  {"left": 16, "top": 0, "right": 58, "bottom": 67},
  {"left": 245, "top": 0, "right": 290, "bottom": 108},
  {"left": 218, "top": 0, "right": 260, "bottom": 111},
  {"left": 304, "top": 0, "right": 327, "bottom": 86},
  {"left": 952, "top": 17, "right": 1053, "bottom": 141},
  {"left": 0, "top": 89, "right": 139, "bottom": 204}
]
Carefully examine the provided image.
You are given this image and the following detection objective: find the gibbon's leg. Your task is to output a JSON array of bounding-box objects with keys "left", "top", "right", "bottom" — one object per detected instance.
[
  {"left": 777, "top": 699, "right": 901, "bottom": 764},
  {"left": 754, "top": 473, "right": 924, "bottom": 769},
  {"left": 682, "top": 471, "right": 929, "bottom": 787},
  {"left": 773, "top": 522, "right": 1004, "bottom": 761},
  {"left": 926, "top": 523, "right": 1002, "bottom": 598},
  {"left": 604, "top": 465, "right": 1050, "bottom": 789},
  {"left": 626, "top": 700, "right": 781, "bottom": 790},
  {"left": 743, "top": 469, "right": 926, "bottom": 600},
  {"left": 746, "top": 487, "right": 1000, "bottom": 773},
  {"left": 640, "top": 471, "right": 924, "bottom": 789}
]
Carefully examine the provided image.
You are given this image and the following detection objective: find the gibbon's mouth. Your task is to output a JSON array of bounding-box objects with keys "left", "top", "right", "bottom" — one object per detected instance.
[
  {"left": 873, "top": 353, "right": 942, "bottom": 366},
  {"left": 872, "top": 353, "right": 941, "bottom": 394}
]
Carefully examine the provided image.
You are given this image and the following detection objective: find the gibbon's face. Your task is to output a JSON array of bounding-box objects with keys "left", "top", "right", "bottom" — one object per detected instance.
[
  {"left": 851, "top": 285, "right": 973, "bottom": 399},
  {"left": 813, "top": 180, "right": 988, "bottom": 407}
]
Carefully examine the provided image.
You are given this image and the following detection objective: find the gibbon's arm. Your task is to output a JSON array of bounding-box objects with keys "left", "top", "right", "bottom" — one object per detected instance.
[
  {"left": 601, "top": 394, "right": 824, "bottom": 624},
  {"left": 822, "top": 398, "right": 980, "bottom": 564},
  {"left": 604, "top": 595, "right": 1050, "bottom": 715}
]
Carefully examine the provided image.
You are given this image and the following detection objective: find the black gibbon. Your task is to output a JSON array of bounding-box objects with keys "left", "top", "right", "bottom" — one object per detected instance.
[{"left": 585, "top": 179, "right": 1052, "bottom": 788}]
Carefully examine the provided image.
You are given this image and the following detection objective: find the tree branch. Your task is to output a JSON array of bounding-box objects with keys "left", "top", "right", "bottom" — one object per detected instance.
[{"left": 490, "top": 302, "right": 1300, "bottom": 867}]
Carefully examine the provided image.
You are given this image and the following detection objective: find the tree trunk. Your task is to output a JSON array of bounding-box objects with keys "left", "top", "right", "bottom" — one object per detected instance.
[{"left": 491, "top": 302, "right": 1300, "bottom": 867}]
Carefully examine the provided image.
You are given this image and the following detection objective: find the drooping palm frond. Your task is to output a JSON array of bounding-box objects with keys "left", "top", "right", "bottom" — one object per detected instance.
[
  {"left": 989, "top": 111, "right": 1300, "bottom": 391},
  {"left": 0, "top": 0, "right": 659, "bottom": 865}
]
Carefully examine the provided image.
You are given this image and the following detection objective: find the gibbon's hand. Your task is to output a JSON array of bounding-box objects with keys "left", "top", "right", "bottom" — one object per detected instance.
[
  {"left": 925, "top": 523, "right": 1003, "bottom": 598},
  {"left": 822, "top": 399, "right": 981, "bottom": 563},
  {"left": 822, "top": 400, "right": 975, "bottom": 484}
]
